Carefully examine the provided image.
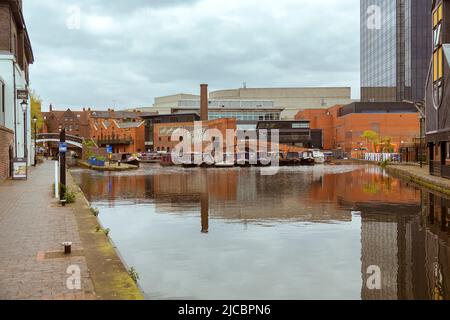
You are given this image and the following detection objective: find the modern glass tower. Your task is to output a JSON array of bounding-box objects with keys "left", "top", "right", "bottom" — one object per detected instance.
[{"left": 361, "top": 0, "right": 432, "bottom": 102}]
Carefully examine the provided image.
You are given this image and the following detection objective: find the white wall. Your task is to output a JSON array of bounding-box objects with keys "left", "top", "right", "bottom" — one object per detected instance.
[{"left": 0, "top": 53, "right": 33, "bottom": 165}]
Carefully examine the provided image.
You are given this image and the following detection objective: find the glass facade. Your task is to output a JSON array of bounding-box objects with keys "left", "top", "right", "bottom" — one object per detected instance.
[{"left": 361, "top": 0, "right": 431, "bottom": 102}]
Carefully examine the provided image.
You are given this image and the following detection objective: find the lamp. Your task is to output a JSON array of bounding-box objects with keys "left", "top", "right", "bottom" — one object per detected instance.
[
  {"left": 20, "top": 100, "right": 28, "bottom": 160},
  {"left": 20, "top": 100, "right": 28, "bottom": 112},
  {"left": 33, "top": 115, "right": 38, "bottom": 166}
]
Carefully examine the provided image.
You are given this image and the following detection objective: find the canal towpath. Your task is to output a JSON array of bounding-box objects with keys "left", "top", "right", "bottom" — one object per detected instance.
[{"left": 0, "top": 160, "right": 142, "bottom": 300}]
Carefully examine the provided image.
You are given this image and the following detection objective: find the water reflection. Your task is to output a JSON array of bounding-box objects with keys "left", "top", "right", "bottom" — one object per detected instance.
[{"left": 71, "top": 165, "right": 450, "bottom": 300}]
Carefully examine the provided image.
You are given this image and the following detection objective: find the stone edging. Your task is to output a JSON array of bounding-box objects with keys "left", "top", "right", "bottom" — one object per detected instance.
[
  {"left": 385, "top": 165, "right": 450, "bottom": 196},
  {"left": 67, "top": 171, "right": 144, "bottom": 300}
]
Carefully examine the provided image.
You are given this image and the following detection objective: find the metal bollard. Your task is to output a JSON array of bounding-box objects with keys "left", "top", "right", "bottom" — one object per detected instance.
[{"left": 62, "top": 242, "right": 72, "bottom": 255}]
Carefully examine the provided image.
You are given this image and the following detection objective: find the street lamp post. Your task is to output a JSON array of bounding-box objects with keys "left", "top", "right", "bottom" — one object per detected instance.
[
  {"left": 20, "top": 100, "right": 28, "bottom": 162},
  {"left": 33, "top": 115, "right": 37, "bottom": 166},
  {"left": 402, "top": 100, "right": 425, "bottom": 168}
]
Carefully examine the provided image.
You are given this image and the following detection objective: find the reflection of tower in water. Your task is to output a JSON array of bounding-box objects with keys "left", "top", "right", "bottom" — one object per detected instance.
[
  {"left": 201, "top": 193, "right": 209, "bottom": 234},
  {"left": 361, "top": 191, "right": 450, "bottom": 300}
]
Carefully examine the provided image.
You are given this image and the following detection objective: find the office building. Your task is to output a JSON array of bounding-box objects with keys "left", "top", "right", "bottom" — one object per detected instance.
[{"left": 361, "top": 0, "right": 431, "bottom": 102}]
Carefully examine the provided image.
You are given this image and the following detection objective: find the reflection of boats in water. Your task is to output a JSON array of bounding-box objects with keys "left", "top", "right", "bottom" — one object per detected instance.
[
  {"left": 311, "top": 149, "right": 326, "bottom": 164},
  {"left": 214, "top": 153, "right": 235, "bottom": 168}
]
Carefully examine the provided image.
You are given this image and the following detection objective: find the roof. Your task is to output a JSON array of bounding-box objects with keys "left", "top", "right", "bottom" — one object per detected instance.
[
  {"left": 115, "top": 121, "right": 145, "bottom": 129},
  {"left": 339, "top": 102, "right": 418, "bottom": 117},
  {"left": 139, "top": 113, "right": 200, "bottom": 120},
  {"left": 89, "top": 110, "right": 155, "bottom": 119}
]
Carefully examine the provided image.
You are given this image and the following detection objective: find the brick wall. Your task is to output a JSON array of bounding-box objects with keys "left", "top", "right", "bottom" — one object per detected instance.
[{"left": 0, "top": 125, "right": 13, "bottom": 181}]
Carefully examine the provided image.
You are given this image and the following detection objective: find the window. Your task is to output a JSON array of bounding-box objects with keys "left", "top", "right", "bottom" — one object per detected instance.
[
  {"left": 433, "top": 3, "right": 444, "bottom": 108},
  {"left": 0, "top": 81, "right": 4, "bottom": 126},
  {"left": 292, "top": 122, "right": 309, "bottom": 129}
]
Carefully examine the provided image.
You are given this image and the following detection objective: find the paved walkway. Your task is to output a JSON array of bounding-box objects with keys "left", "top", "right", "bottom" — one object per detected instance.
[{"left": 0, "top": 161, "right": 96, "bottom": 300}]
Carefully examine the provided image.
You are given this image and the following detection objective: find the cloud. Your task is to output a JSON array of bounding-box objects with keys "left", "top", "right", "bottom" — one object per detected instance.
[{"left": 24, "top": 0, "right": 360, "bottom": 110}]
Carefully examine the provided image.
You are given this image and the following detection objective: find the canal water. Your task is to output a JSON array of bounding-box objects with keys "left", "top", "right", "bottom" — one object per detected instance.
[{"left": 71, "top": 164, "right": 450, "bottom": 300}]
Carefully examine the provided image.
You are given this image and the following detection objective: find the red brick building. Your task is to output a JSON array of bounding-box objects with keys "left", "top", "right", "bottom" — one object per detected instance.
[
  {"left": 42, "top": 105, "right": 90, "bottom": 138},
  {"left": 296, "top": 102, "right": 421, "bottom": 153},
  {"left": 42, "top": 108, "right": 154, "bottom": 154}
]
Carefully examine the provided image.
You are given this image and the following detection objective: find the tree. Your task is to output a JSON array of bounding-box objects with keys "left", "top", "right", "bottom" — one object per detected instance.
[
  {"left": 30, "top": 90, "right": 43, "bottom": 134},
  {"left": 379, "top": 136, "right": 394, "bottom": 153},
  {"left": 361, "top": 130, "right": 379, "bottom": 152}
]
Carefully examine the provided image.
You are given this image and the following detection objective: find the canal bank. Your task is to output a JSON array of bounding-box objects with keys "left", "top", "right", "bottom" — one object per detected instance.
[
  {"left": 385, "top": 164, "right": 450, "bottom": 196},
  {"left": 66, "top": 170, "right": 144, "bottom": 300}
]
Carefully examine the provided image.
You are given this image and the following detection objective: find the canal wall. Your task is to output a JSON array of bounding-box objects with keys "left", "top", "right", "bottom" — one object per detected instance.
[
  {"left": 385, "top": 165, "right": 450, "bottom": 196},
  {"left": 67, "top": 171, "right": 144, "bottom": 300}
]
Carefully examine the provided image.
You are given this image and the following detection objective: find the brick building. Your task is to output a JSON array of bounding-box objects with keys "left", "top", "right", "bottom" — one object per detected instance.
[
  {"left": 41, "top": 108, "right": 153, "bottom": 154},
  {"left": 88, "top": 109, "right": 152, "bottom": 154},
  {"left": 0, "top": 0, "right": 34, "bottom": 173},
  {"left": 296, "top": 102, "right": 420, "bottom": 153},
  {"left": 42, "top": 105, "right": 90, "bottom": 138},
  {"left": 154, "top": 118, "right": 237, "bottom": 153}
]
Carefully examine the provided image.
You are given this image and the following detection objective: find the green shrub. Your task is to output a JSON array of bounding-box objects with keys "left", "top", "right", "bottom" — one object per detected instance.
[
  {"left": 128, "top": 267, "right": 140, "bottom": 283},
  {"left": 64, "top": 188, "right": 76, "bottom": 204},
  {"left": 90, "top": 207, "right": 100, "bottom": 217},
  {"left": 379, "top": 159, "right": 390, "bottom": 168}
]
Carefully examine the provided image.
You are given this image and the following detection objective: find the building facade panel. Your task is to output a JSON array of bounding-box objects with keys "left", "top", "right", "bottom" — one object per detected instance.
[{"left": 426, "top": 0, "right": 450, "bottom": 179}]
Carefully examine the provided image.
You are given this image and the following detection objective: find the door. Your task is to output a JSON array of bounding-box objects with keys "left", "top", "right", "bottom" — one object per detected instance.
[{"left": 8, "top": 145, "right": 13, "bottom": 178}]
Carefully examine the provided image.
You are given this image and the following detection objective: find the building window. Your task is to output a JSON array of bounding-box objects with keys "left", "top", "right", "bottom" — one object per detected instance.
[
  {"left": 0, "top": 81, "right": 4, "bottom": 126},
  {"left": 433, "top": 3, "right": 444, "bottom": 107},
  {"left": 446, "top": 142, "right": 450, "bottom": 165}
]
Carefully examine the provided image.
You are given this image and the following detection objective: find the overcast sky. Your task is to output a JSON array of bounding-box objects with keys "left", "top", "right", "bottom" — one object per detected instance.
[{"left": 24, "top": 0, "right": 360, "bottom": 111}]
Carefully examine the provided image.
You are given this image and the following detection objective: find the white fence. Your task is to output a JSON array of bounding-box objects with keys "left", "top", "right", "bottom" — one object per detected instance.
[{"left": 364, "top": 153, "right": 400, "bottom": 162}]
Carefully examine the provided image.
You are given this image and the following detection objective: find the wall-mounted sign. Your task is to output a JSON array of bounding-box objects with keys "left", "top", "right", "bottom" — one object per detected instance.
[
  {"left": 12, "top": 158, "right": 28, "bottom": 180},
  {"left": 17, "top": 89, "right": 29, "bottom": 100}
]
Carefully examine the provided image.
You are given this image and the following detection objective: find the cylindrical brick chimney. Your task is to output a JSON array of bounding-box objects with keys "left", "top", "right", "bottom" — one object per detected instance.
[{"left": 200, "top": 84, "right": 208, "bottom": 121}]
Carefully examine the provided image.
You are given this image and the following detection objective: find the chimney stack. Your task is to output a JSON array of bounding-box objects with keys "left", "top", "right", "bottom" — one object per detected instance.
[
  {"left": 200, "top": 84, "right": 208, "bottom": 121},
  {"left": 49, "top": 104, "right": 53, "bottom": 112}
]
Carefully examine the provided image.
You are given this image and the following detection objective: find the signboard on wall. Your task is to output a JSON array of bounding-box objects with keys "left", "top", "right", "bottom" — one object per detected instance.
[
  {"left": 12, "top": 158, "right": 27, "bottom": 180},
  {"left": 17, "top": 89, "right": 29, "bottom": 100}
]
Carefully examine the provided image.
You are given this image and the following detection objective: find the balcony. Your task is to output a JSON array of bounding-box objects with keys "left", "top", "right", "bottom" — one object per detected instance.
[{"left": 97, "top": 138, "right": 133, "bottom": 146}]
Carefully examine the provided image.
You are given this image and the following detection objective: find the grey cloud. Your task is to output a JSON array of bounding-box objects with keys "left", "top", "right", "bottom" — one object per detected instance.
[{"left": 24, "top": 0, "right": 360, "bottom": 110}]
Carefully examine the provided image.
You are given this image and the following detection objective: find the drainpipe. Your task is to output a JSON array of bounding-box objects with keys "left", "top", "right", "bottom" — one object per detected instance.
[{"left": 13, "top": 60, "right": 17, "bottom": 157}]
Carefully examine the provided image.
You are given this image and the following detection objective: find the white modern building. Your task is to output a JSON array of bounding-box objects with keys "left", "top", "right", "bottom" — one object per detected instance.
[
  {"left": 139, "top": 87, "right": 353, "bottom": 120},
  {"left": 210, "top": 87, "right": 354, "bottom": 119}
]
